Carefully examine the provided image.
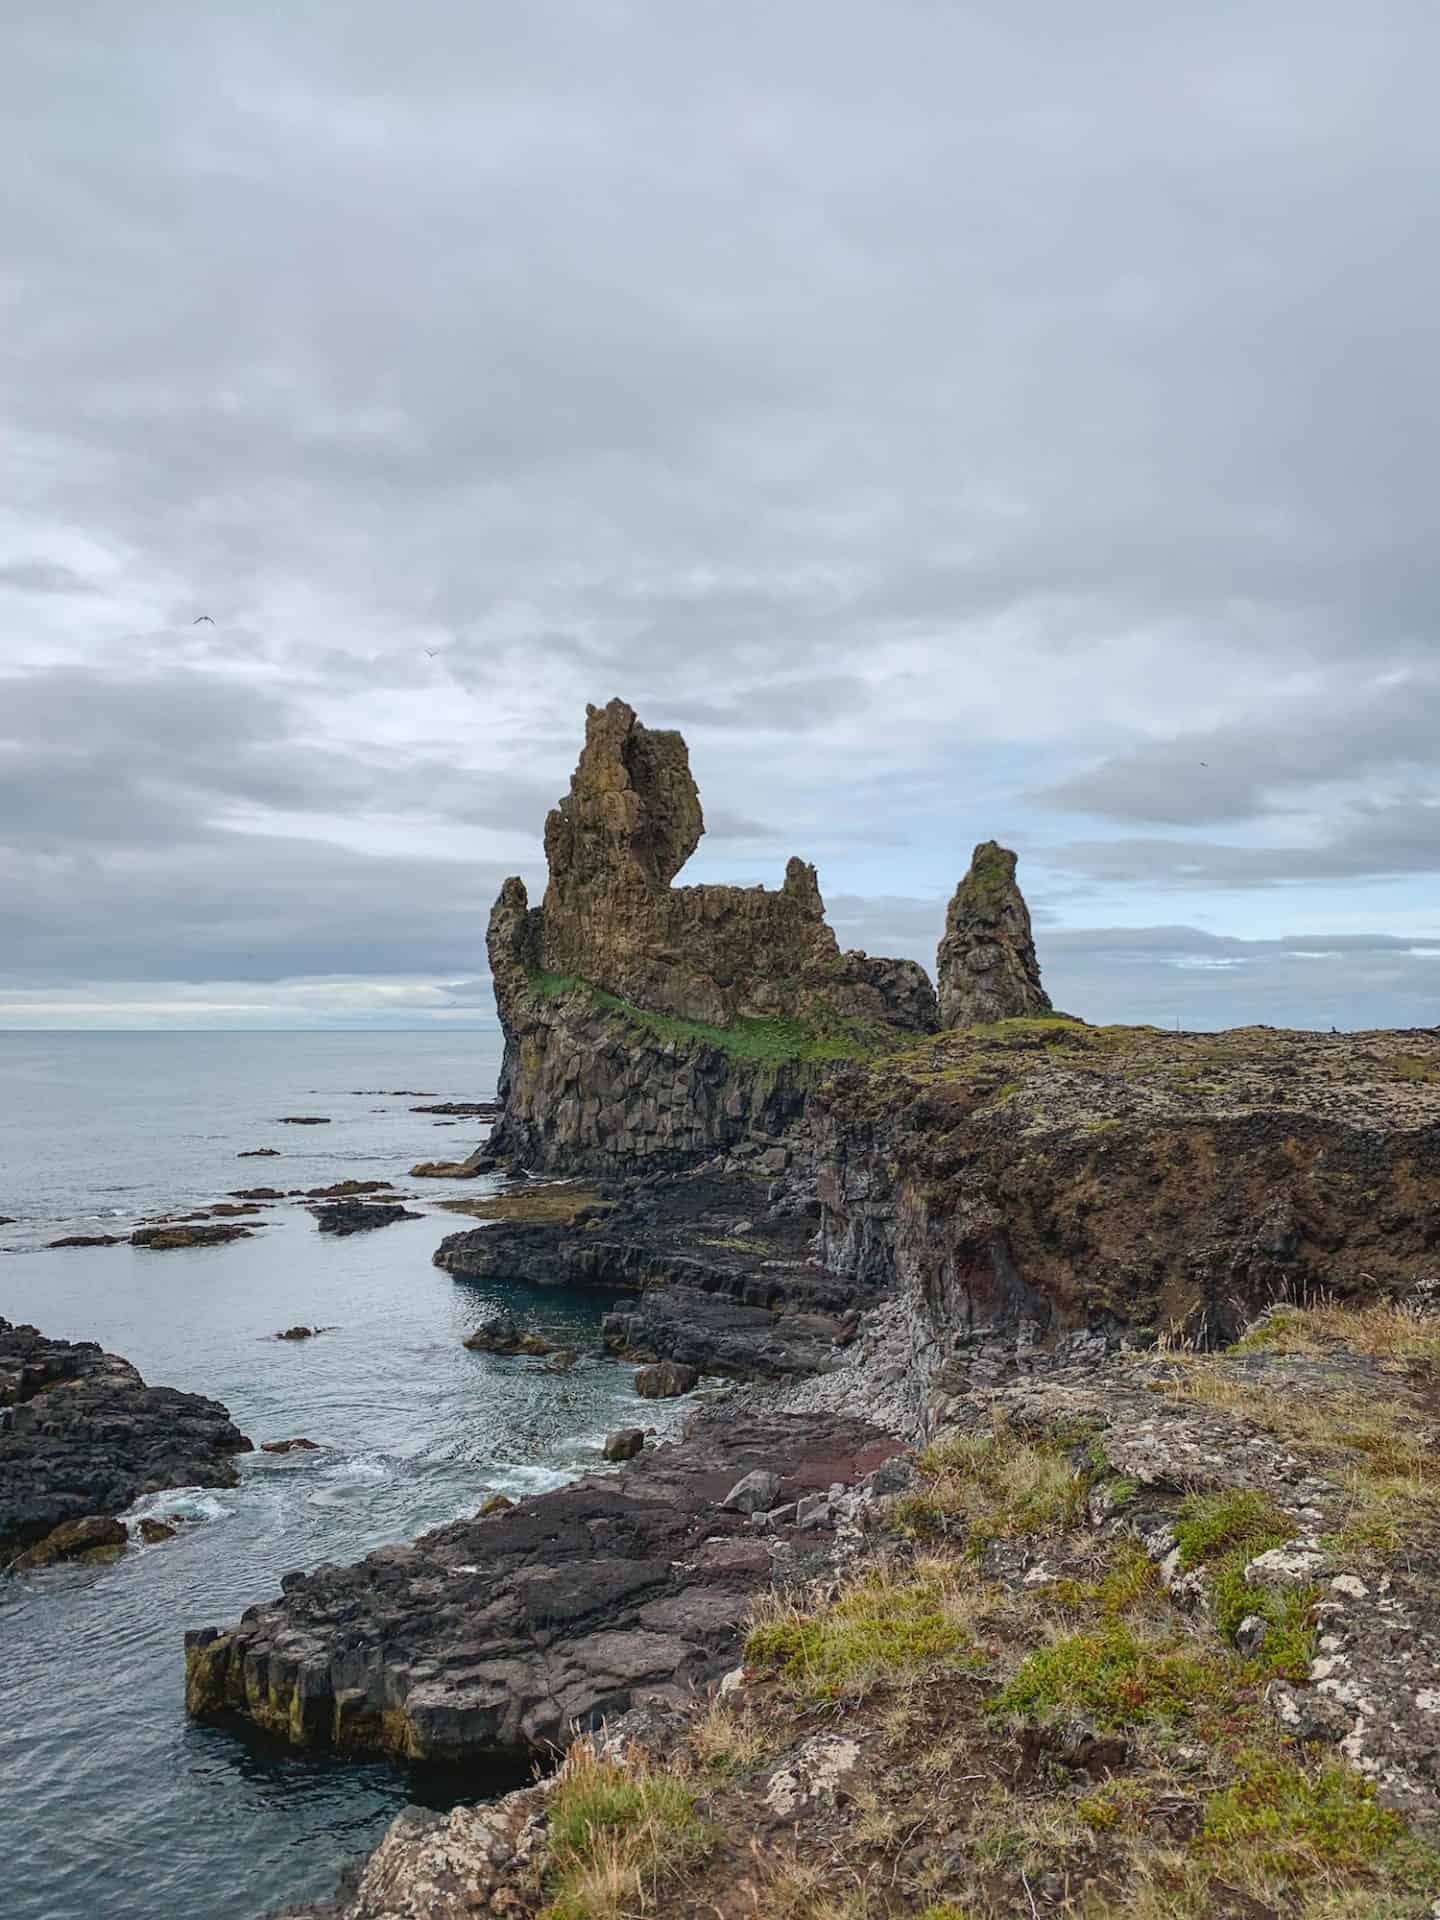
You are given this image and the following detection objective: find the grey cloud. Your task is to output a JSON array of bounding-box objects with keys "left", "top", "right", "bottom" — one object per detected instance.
[
  {"left": 1034, "top": 676, "right": 1440, "bottom": 827},
  {"left": 0, "top": 559, "right": 97, "bottom": 595},
  {"left": 6, "top": 4, "right": 1440, "bottom": 1026},
  {"left": 1056, "top": 794, "right": 1440, "bottom": 891}
]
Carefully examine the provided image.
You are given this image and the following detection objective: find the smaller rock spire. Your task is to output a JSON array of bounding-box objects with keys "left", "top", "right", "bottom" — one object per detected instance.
[{"left": 936, "top": 841, "right": 1051, "bottom": 1029}]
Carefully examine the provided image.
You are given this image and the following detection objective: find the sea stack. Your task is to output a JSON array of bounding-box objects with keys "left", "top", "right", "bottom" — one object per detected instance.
[{"left": 936, "top": 840, "right": 1052, "bottom": 1029}]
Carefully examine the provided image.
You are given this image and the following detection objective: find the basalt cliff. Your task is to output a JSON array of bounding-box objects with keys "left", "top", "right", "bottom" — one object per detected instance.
[{"left": 483, "top": 698, "right": 1044, "bottom": 1172}]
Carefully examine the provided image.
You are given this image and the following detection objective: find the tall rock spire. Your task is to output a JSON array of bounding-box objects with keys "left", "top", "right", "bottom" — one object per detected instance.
[{"left": 936, "top": 841, "right": 1051, "bottom": 1029}]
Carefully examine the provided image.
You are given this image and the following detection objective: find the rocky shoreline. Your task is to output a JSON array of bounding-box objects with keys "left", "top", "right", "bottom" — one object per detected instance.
[
  {"left": 0, "top": 1317, "right": 252, "bottom": 1568},
  {"left": 169, "top": 701, "right": 1440, "bottom": 1916}
]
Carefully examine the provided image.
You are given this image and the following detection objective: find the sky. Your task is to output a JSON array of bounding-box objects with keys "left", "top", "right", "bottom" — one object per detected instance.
[{"left": 2, "top": 1, "right": 1438, "bottom": 1031}]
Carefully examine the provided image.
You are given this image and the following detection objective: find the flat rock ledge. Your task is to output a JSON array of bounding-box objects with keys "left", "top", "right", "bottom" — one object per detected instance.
[
  {"left": 0, "top": 1318, "right": 252, "bottom": 1565},
  {"left": 186, "top": 1408, "right": 900, "bottom": 1763}
]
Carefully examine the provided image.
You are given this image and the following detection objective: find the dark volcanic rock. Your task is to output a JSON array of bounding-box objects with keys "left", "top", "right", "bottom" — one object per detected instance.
[
  {"left": 304, "top": 1180, "right": 394, "bottom": 1198},
  {"left": 277, "top": 1115, "right": 332, "bottom": 1125},
  {"left": 936, "top": 841, "right": 1052, "bottom": 1030},
  {"left": 0, "top": 1318, "right": 251, "bottom": 1565},
  {"left": 461, "top": 1314, "right": 558, "bottom": 1358},
  {"left": 262, "top": 1437, "right": 322, "bottom": 1454},
  {"left": 230, "top": 1187, "right": 285, "bottom": 1200},
  {"left": 185, "top": 1408, "right": 900, "bottom": 1761},
  {"left": 277, "top": 1326, "right": 320, "bottom": 1341},
  {"left": 131, "top": 1223, "right": 252, "bottom": 1250},
  {"left": 312, "top": 1200, "right": 421, "bottom": 1236},
  {"left": 49, "top": 1233, "right": 123, "bottom": 1249},
  {"left": 410, "top": 1101, "right": 503, "bottom": 1118},
  {"left": 238, "top": 1147, "right": 281, "bottom": 1157},
  {"left": 481, "top": 701, "right": 936, "bottom": 1175},
  {"left": 436, "top": 1168, "right": 875, "bottom": 1381}
]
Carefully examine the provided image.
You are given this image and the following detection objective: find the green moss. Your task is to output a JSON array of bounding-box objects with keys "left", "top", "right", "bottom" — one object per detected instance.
[
  {"left": 1198, "top": 1751, "right": 1410, "bottom": 1879},
  {"left": 990, "top": 1619, "right": 1249, "bottom": 1731},
  {"left": 1174, "top": 1488, "right": 1293, "bottom": 1571},
  {"left": 745, "top": 1568, "right": 979, "bottom": 1702},
  {"left": 525, "top": 968, "right": 892, "bottom": 1064}
]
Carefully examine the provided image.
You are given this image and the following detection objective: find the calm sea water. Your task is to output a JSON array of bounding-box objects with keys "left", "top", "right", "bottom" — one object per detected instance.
[{"left": 0, "top": 1032, "right": 682, "bottom": 1920}]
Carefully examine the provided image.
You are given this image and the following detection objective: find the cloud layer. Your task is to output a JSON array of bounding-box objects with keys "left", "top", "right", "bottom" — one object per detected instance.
[{"left": 2, "top": 3, "right": 1437, "bottom": 1027}]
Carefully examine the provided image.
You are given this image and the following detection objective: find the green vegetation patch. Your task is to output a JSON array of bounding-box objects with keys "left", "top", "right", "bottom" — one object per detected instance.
[
  {"left": 526, "top": 969, "right": 893, "bottom": 1065},
  {"left": 991, "top": 1619, "right": 1249, "bottom": 1732},
  {"left": 1198, "top": 1750, "right": 1410, "bottom": 1880},
  {"left": 746, "top": 1565, "right": 981, "bottom": 1702},
  {"left": 540, "top": 1742, "right": 712, "bottom": 1920},
  {"left": 897, "top": 1420, "right": 1095, "bottom": 1552}
]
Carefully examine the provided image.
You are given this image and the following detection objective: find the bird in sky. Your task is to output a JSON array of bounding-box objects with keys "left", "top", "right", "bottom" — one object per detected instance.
[
  {"left": 193, "top": 615, "right": 215, "bottom": 625},
  {"left": 424, "top": 648, "right": 440, "bottom": 658}
]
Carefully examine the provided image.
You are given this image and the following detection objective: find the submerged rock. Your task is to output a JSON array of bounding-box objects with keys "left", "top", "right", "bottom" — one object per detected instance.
[
  {"left": 237, "top": 1147, "right": 281, "bottom": 1157},
  {"left": 261, "top": 1437, "right": 321, "bottom": 1454},
  {"left": 11, "top": 1513, "right": 127, "bottom": 1570},
  {"left": 137, "top": 1518, "right": 177, "bottom": 1544},
  {"left": 312, "top": 1200, "right": 421, "bottom": 1236},
  {"left": 131, "top": 1222, "right": 252, "bottom": 1250},
  {"left": 48, "top": 1233, "right": 122, "bottom": 1249},
  {"left": 276, "top": 1116, "right": 331, "bottom": 1125},
  {"left": 936, "top": 840, "right": 1052, "bottom": 1030},
  {"left": 0, "top": 1318, "right": 251, "bottom": 1566}
]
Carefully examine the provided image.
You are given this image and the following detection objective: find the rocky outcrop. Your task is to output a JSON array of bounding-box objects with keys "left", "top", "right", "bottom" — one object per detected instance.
[
  {"left": 816, "top": 1019, "right": 1440, "bottom": 1373},
  {"left": 0, "top": 1319, "right": 252, "bottom": 1565},
  {"left": 482, "top": 700, "right": 936, "bottom": 1173},
  {"left": 435, "top": 1168, "right": 874, "bottom": 1381},
  {"left": 530, "top": 699, "right": 936, "bottom": 1032},
  {"left": 311, "top": 1200, "right": 421, "bottom": 1235},
  {"left": 185, "top": 1406, "right": 901, "bottom": 1763},
  {"left": 936, "top": 840, "right": 1051, "bottom": 1029}
]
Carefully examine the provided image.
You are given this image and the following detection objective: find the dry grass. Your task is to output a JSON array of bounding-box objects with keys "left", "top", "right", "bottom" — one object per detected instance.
[
  {"left": 1156, "top": 1352, "right": 1440, "bottom": 1557},
  {"left": 1234, "top": 1300, "right": 1440, "bottom": 1374},
  {"left": 538, "top": 1738, "right": 712, "bottom": 1920},
  {"left": 897, "top": 1419, "right": 1093, "bottom": 1550},
  {"left": 686, "top": 1699, "right": 769, "bottom": 1778}
]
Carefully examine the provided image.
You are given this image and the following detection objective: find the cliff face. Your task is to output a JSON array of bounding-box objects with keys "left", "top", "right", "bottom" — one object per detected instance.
[
  {"left": 485, "top": 699, "right": 937, "bottom": 1171},
  {"left": 816, "top": 1018, "right": 1440, "bottom": 1357}
]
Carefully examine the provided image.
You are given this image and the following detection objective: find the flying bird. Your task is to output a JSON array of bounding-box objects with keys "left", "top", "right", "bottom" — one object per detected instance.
[
  {"left": 193, "top": 615, "right": 215, "bottom": 626},
  {"left": 424, "top": 648, "right": 440, "bottom": 658}
]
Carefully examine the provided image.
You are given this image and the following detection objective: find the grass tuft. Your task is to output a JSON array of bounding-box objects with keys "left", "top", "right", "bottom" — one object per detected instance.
[
  {"left": 745, "top": 1561, "right": 984, "bottom": 1702},
  {"left": 896, "top": 1421, "right": 1093, "bottom": 1551},
  {"left": 539, "top": 1739, "right": 711, "bottom": 1920}
]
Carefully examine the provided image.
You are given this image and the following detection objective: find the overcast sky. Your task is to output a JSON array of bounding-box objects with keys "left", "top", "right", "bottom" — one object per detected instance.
[{"left": 3, "top": 2, "right": 1437, "bottom": 1030}]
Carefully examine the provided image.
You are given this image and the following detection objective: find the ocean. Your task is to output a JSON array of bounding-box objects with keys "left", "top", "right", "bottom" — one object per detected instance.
[{"left": 0, "top": 1031, "right": 686, "bottom": 1920}]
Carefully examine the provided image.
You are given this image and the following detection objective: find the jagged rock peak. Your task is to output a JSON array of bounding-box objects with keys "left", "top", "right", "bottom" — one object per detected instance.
[
  {"left": 542, "top": 698, "right": 703, "bottom": 897},
  {"left": 936, "top": 840, "right": 1051, "bottom": 1030},
  {"left": 493, "top": 697, "right": 937, "bottom": 1034}
]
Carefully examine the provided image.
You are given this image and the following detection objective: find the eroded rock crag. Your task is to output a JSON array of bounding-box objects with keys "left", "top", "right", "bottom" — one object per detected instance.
[
  {"left": 936, "top": 839, "right": 1052, "bottom": 1029},
  {"left": 484, "top": 699, "right": 937, "bottom": 1172}
]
